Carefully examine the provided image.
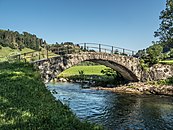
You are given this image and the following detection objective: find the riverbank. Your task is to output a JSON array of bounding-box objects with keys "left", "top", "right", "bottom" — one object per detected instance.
[
  {"left": 94, "top": 82, "right": 173, "bottom": 96},
  {"left": 0, "top": 62, "right": 102, "bottom": 130}
]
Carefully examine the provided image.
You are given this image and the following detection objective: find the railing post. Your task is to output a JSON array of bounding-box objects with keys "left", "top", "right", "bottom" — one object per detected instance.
[
  {"left": 24, "top": 53, "right": 26, "bottom": 63},
  {"left": 99, "top": 44, "right": 101, "bottom": 52},
  {"left": 39, "top": 51, "right": 40, "bottom": 60},
  {"left": 123, "top": 49, "right": 125, "bottom": 54},
  {"left": 132, "top": 51, "right": 134, "bottom": 56},
  {"left": 47, "top": 46, "right": 48, "bottom": 59},
  {"left": 84, "top": 43, "right": 86, "bottom": 51},
  {"left": 66, "top": 47, "right": 68, "bottom": 54},
  {"left": 58, "top": 48, "right": 59, "bottom": 55},
  {"left": 112, "top": 46, "right": 114, "bottom": 54},
  {"left": 18, "top": 54, "right": 21, "bottom": 61}
]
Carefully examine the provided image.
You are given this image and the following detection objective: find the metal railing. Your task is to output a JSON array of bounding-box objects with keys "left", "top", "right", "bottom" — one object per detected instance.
[
  {"left": 3, "top": 43, "right": 136, "bottom": 63},
  {"left": 78, "top": 43, "right": 136, "bottom": 56}
]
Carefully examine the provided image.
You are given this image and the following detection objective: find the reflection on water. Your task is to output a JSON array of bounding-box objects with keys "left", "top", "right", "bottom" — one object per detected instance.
[{"left": 47, "top": 82, "right": 173, "bottom": 130}]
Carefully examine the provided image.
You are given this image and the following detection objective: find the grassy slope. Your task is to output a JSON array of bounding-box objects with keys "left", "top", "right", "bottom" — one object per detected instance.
[
  {"left": 0, "top": 47, "right": 34, "bottom": 57},
  {"left": 0, "top": 62, "right": 101, "bottom": 130},
  {"left": 0, "top": 47, "right": 57, "bottom": 62},
  {"left": 58, "top": 65, "right": 108, "bottom": 77}
]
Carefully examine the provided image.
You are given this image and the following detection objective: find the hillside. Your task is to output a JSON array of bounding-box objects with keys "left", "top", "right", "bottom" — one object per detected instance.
[
  {"left": 0, "top": 29, "right": 58, "bottom": 62},
  {"left": 0, "top": 29, "right": 47, "bottom": 51}
]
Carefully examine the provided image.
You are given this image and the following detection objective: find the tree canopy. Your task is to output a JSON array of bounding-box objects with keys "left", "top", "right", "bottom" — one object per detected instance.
[
  {"left": 136, "top": 0, "right": 173, "bottom": 65},
  {"left": 0, "top": 29, "right": 47, "bottom": 50},
  {"left": 154, "top": 0, "right": 173, "bottom": 52}
]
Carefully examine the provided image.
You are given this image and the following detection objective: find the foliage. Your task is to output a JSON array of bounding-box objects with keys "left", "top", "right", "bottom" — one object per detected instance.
[
  {"left": 154, "top": 0, "right": 173, "bottom": 52},
  {"left": 137, "top": 43, "right": 164, "bottom": 66},
  {"left": 168, "top": 48, "right": 173, "bottom": 58},
  {"left": 139, "top": 59, "right": 149, "bottom": 71},
  {"left": 157, "top": 76, "right": 173, "bottom": 85},
  {"left": 137, "top": 0, "right": 173, "bottom": 65},
  {"left": 0, "top": 29, "right": 47, "bottom": 51},
  {"left": 146, "top": 43, "right": 163, "bottom": 65},
  {"left": 78, "top": 70, "right": 85, "bottom": 81},
  {"left": 166, "top": 76, "right": 173, "bottom": 84},
  {"left": 0, "top": 62, "right": 102, "bottom": 129},
  {"left": 101, "top": 68, "right": 116, "bottom": 77},
  {"left": 135, "top": 49, "right": 147, "bottom": 59},
  {"left": 101, "top": 68, "right": 127, "bottom": 85},
  {"left": 49, "top": 42, "right": 81, "bottom": 55}
]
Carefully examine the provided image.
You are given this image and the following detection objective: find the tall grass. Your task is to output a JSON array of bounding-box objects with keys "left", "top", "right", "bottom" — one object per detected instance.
[{"left": 0, "top": 62, "right": 102, "bottom": 129}]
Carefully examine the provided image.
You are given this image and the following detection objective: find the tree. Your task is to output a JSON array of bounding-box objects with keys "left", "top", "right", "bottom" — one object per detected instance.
[
  {"left": 135, "top": 49, "right": 147, "bottom": 58},
  {"left": 154, "top": 0, "right": 173, "bottom": 52},
  {"left": 168, "top": 48, "right": 173, "bottom": 58},
  {"left": 146, "top": 43, "right": 163, "bottom": 65}
]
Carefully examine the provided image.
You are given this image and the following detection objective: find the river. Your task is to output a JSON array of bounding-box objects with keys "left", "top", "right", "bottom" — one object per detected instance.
[{"left": 47, "top": 82, "right": 173, "bottom": 130}]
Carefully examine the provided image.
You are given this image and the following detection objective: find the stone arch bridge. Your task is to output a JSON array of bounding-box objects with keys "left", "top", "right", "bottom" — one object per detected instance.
[
  {"left": 34, "top": 52, "right": 141, "bottom": 83},
  {"left": 33, "top": 51, "right": 173, "bottom": 83}
]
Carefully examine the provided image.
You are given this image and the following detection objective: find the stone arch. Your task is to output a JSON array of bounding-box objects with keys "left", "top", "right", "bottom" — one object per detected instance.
[
  {"left": 60, "top": 59, "right": 138, "bottom": 82},
  {"left": 34, "top": 52, "right": 141, "bottom": 83}
]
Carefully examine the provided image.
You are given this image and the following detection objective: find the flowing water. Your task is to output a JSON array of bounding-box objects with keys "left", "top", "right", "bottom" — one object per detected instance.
[{"left": 47, "top": 82, "right": 173, "bottom": 130}]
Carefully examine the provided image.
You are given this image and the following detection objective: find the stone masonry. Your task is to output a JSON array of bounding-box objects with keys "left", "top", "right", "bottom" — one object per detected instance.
[{"left": 32, "top": 52, "right": 173, "bottom": 83}]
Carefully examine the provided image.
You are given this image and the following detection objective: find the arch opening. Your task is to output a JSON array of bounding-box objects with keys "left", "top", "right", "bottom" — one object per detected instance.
[{"left": 58, "top": 59, "right": 138, "bottom": 82}]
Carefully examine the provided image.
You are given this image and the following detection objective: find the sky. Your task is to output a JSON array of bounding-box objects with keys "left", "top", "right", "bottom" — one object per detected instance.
[{"left": 0, "top": 0, "right": 166, "bottom": 51}]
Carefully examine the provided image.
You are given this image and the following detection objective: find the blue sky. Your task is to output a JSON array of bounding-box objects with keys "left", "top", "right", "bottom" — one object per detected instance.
[{"left": 0, "top": 0, "right": 166, "bottom": 51}]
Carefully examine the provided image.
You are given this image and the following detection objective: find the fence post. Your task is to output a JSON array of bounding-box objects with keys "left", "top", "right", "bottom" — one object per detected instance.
[{"left": 99, "top": 44, "right": 101, "bottom": 52}]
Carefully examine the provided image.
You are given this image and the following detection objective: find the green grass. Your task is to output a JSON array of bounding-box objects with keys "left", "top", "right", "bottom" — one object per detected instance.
[
  {"left": 0, "top": 47, "right": 34, "bottom": 57},
  {"left": 159, "top": 60, "right": 173, "bottom": 65},
  {"left": 0, "top": 47, "right": 57, "bottom": 62},
  {"left": 0, "top": 62, "right": 102, "bottom": 129},
  {"left": 58, "top": 65, "right": 108, "bottom": 77}
]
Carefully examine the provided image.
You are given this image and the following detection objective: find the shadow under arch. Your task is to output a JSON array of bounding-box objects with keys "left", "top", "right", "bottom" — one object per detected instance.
[
  {"left": 83, "top": 59, "right": 138, "bottom": 82},
  {"left": 62, "top": 58, "right": 139, "bottom": 82}
]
